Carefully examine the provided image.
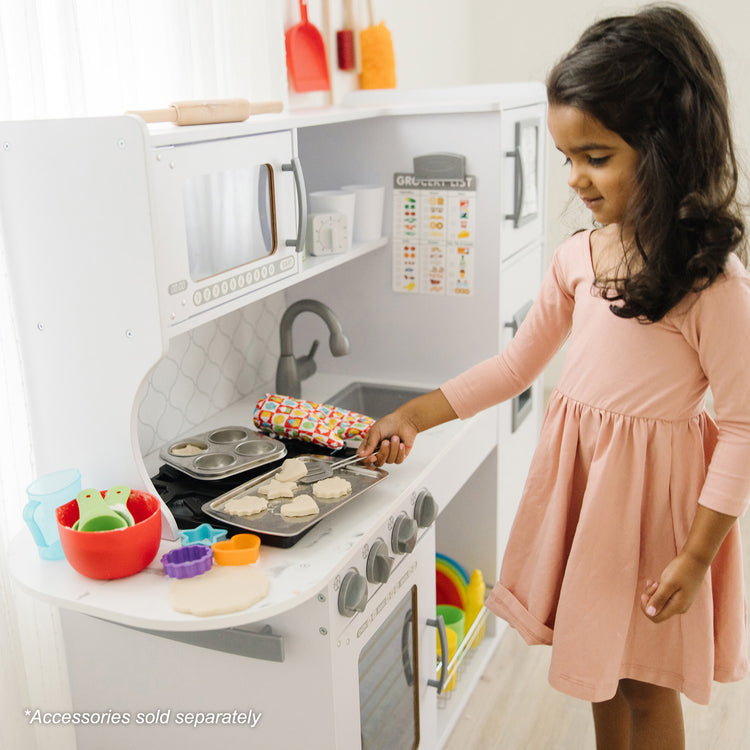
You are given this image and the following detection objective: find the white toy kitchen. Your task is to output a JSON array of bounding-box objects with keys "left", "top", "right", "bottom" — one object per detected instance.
[{"left": 4, "top": 83, "right": 546, "bottom": 750}]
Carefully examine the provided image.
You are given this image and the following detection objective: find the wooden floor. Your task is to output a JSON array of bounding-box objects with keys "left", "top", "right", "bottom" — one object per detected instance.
[{"left": 444, "top": 518, "right": 750, "bottom": 750}]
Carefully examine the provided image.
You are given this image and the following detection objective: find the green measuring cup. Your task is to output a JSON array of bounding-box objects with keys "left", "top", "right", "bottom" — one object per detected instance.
[
  {"left": 103, "top": 485, "right": 135, "bottom": 526},
  {"left": 74, "top": 488, "right": 129, "bottom": 532}
]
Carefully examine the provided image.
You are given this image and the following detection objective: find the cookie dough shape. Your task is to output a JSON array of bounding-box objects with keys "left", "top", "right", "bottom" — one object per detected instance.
[
  {"left": 312, "top": 476, "right": 352, "bottom": 499},
  {"left": 223, "top": 494, "right": 268, "bottom": 517},
  {"left": 171, "top": 443, "right": 204, "bottom": 456},
  {"left": 257, "top": 479, "right": 297, "bottom": 499},
  {"left": 169, "top": 565, "right": 269, "bottom": 617},
  {"left": 280, "top": 494, "right": 319, "bottom": 518},
  {"left": 275, "top": 457, "right": 308, "bottom": 483}
]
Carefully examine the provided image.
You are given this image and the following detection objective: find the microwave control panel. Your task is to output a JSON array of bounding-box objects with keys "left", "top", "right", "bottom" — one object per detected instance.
[{"left": 171, "top": 252, "right": 298, "bottom": 319}]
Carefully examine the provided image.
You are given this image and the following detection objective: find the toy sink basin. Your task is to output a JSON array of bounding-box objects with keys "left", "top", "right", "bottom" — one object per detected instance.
[{"left": 326, "top": 382, "right": 430, "bottom": 419}]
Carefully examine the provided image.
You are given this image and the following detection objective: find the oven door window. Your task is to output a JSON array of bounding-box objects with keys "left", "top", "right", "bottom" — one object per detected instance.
[
  {"left": 182, "top": 165, "right": 277, "bottom": 281},
  {"left": 358, "top": 586, "right": 419, "bottom": 750}
]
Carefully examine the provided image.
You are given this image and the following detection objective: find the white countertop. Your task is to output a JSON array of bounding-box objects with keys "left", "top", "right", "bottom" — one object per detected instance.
[{"left": 9, "top": 372, "right": 497, "bottom": 632}]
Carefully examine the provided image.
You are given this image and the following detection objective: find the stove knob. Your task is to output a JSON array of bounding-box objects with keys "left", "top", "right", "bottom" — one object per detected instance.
[
  {"left": 366, "top": 539, "right": 394, "bottom": 583},
  {"left": 391, "top": 513, "right": 418, "bottom": 555},
  {"left": 338, "top": 569, "right": 368, "bottom": 617},
  {"left": 413, "top": 488, "right": 437, "bottom": 528}
]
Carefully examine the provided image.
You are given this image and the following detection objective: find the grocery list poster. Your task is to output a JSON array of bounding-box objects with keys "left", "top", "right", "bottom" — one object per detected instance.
[{"left": 392, "top": 162, "right": 476, "bottom": 296}]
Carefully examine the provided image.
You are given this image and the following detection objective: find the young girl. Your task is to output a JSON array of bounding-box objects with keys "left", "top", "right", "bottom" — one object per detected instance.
[{"left": 359, "top": 6, "right": 750, "bottom": 749}]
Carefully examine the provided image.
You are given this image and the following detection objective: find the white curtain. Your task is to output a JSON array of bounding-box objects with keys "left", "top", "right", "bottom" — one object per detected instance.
[{"left": 0, "top": 2, "right": 285, "bottom": 748}]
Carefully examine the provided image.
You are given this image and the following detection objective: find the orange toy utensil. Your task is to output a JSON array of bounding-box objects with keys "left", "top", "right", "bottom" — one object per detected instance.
[
  {"left": 360, "top": 0, "right": 396, "bottom": 89},
  {"left": 286, "top": 0, "right": 331, "bottom": 92}
]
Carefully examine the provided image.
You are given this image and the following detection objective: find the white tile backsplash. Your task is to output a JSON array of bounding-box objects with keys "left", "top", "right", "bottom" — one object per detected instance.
[{"left": 137, "top": 293, "right": 285, "bottom": 455}]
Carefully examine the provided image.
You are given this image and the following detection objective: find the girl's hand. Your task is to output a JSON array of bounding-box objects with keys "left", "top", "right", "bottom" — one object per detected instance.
[
  {"left": 357, "top": 411, "right": 418, "bottom": 467},
  {"left": 357, "top": 389, "right": 458, "bottom": 467},
  {"left": 641, "top": 506, "right": 737, "bottom": 624},
  {"left": 640, "top": 552, "right": 709, "bottom": 623}
]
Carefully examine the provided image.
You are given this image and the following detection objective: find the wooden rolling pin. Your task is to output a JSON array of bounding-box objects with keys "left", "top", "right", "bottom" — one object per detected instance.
[{"left": 127, "top": 98, "right": 283, "bottom": 125}]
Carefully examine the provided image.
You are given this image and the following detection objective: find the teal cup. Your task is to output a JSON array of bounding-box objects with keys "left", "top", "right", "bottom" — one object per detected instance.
[{"left": 24, "top": 468, "right": 82, "bottom": 560}]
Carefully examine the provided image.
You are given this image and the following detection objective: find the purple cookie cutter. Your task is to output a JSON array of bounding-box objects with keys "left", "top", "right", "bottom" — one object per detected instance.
[{"left": 161, "top": 544, "right": 213, "bottom": 579}]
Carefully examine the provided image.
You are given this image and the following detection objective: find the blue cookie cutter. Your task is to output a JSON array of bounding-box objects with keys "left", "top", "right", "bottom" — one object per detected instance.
[{"left": 178, "top": 523, "right": 227, "bottom": 547}]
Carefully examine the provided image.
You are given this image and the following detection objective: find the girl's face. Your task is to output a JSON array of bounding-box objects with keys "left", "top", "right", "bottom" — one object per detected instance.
[{"left": 548, "top": 104, "right": 639, "bottom": 226}]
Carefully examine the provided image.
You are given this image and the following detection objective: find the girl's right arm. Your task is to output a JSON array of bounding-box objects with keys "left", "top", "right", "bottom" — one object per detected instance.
[
  {"left": 358, "top": 389, "right": 458, "bottom": 466},
  {"left": 360, "top": 233, "right": 580, "bottom": 466}
]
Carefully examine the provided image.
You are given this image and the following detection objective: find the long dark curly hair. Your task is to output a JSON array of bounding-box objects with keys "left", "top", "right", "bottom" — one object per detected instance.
[{"left": 547, "top": 4, "right": 746, "bottom": 322}]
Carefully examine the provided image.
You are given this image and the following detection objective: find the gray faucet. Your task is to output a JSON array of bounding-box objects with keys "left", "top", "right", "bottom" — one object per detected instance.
[{"left": 275, "top": 299, "right": 350, "bottom": 398}]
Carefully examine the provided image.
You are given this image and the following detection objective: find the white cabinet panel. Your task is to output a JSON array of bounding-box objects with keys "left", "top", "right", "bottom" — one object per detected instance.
[{"left": 497, "top": 242, "right": 545, "bottom": 556}]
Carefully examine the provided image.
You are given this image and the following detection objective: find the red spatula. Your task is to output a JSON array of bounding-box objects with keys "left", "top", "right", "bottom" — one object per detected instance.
[{"left": 286, "top": 0, "right": 331, "bottom": 92}]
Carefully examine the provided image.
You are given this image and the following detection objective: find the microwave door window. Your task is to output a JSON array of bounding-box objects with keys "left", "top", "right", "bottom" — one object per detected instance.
[{"left": 183, "top": 165, "right": 276, "bottom": 281}]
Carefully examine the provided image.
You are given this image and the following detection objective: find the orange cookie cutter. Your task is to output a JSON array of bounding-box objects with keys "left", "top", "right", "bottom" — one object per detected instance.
[{"left": 212, "top": 533, "right": 261, "bottom": 566}]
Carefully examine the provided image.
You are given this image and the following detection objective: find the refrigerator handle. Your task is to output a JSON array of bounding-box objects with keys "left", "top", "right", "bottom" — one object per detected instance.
[{"left": 504, "top": 146, "right": 524, "bottom": 227}]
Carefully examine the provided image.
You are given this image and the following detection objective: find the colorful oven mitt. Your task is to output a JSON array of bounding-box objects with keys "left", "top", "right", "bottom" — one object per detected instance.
[{"left": 253, "top": 393, "right": 374, "bottom": 450}]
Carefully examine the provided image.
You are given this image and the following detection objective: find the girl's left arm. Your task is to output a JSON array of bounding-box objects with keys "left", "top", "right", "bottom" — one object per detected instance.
[
  {"left": 644, "top": 262, "right": 750, "bottom": 623},
  {"left": 641, "top": 505, "right": 737, "bottom": 622}
]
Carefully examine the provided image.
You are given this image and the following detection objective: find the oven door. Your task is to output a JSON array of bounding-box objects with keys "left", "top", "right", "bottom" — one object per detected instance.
[{"left": 332, "top": 526, "right": 437, "bottom": 749}]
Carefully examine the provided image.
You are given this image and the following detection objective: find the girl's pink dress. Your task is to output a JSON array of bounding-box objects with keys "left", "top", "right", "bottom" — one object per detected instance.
[{"left": 441, "top": 229, "right": 750, "bottom": 704}]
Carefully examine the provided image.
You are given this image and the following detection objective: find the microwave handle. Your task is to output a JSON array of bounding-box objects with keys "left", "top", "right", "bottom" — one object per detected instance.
[
  {"left": 426, "top": 615, "right": 449, "bottom": 694},
  {"left": 282, "top": 157, "right": 307, "bottom": 253}
]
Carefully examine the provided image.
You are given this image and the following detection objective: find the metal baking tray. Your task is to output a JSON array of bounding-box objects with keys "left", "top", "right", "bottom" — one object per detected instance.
[
  {"left": 202, "top": 454, "right": 388, "bottom": 546},
  {"left": 160, "top": 426, "right": 286, "bottom": 480}
]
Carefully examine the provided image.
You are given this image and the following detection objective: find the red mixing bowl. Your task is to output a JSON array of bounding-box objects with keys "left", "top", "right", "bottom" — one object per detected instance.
[{"left": 56, "top": 490, "right": 161, "bottom": 579}]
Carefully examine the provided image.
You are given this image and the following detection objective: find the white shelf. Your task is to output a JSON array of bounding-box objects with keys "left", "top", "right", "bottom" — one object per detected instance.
[
  {"left": 299, "top": 237, "right": 388, "bottom": 280},
  {"left": 141, "top": 83, "right": 546, "bottom": 148},
  {"left": 163, "top": 238, "right": 388, "bottom": 339}
]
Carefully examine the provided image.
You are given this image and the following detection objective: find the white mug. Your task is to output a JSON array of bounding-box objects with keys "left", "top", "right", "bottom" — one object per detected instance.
[{"left": 341, "top": 184, "right": 385, "bottom": 243}]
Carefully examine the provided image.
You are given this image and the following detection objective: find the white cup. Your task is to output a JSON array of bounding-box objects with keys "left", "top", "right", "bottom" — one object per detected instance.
[
  {"left": 308, "top": 190, "right": 356, "bottom": 250},
  {"left": 341, "top": 184, "right": 385, "bottom": 243}
]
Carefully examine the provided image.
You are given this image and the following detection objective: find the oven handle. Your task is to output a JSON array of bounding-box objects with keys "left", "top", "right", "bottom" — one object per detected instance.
[
  {"left": 426, "top": 615, "right": 448, "bottom": 694},
  {"left": 282, "top": 156, "right": 307, "bottom": 253},
  {"left": 401, "top": 609, "right": 414, "bottom": 687}
]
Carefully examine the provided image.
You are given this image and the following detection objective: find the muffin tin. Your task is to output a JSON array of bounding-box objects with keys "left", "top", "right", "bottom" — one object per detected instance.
[
  {"left": 160, "top": 426, "right": 286, "bottom": 480},
  {"left": 202, "top": 454, "right": 388, "bottom": 546}
]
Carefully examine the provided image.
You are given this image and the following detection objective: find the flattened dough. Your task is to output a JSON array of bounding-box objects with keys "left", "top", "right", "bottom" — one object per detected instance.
[
  {"left": 280, "top": 494, "right": 319, "bottom": 518},
  {"left": 223, "top": 494, "right": 268, "bottom": 517},
  {"left": 312, "top": 476, "right": 352, "bottom": 499},
  {"left": 257, "top": 479, "right": 297, "bottom": 499},
  {"left": 171, "top": 443, "right": 204, "bottom": 456},
  {"left": 275, "top": 457, "right": 308, "bottom": 483},
  {"left": 169, "top": 565, "right": 269, "bottom": 617}
]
